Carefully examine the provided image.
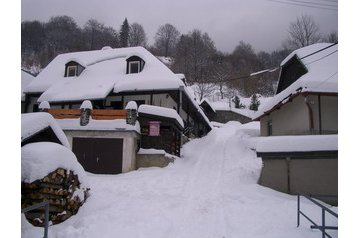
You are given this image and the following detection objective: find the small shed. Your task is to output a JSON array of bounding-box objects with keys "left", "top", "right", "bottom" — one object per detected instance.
[
  {"left": 21, "top": 112, "right": 70, "bottom": 148},
  {"left": 138, "top": 105, "right": 184, "bottom": 156}
]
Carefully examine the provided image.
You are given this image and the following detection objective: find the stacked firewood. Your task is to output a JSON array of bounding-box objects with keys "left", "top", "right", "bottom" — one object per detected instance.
[{"left": 21, "top": 168, "right": 90, "bottom": 226}]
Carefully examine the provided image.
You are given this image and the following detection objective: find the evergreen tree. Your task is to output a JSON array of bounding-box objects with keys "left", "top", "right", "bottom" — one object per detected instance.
[
  {"left": 233, "top": 96, "right": 245, "bottom": 109},
  {"left": 249, "top": 94, "right": 260, "bottom": 111},
  {"left": 119, "top": 18, "right": 130, "bottom": 48}
]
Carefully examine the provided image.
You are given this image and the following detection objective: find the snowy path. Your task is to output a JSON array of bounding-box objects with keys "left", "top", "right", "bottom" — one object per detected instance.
[{"left": 22, "top": 122, "right": 337, "bottom": 238}]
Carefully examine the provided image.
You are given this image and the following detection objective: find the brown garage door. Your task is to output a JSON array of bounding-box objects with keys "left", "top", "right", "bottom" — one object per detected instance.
[{"left": 72, "top": 137, "right": 123, "bottom": 174}]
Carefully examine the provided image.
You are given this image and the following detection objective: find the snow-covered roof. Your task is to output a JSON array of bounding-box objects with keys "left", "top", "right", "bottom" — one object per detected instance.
[
  {"left": 254, "top": 43, "right": 338, "bottom": 120},
  {"left": 21, "top": 142, "right": 87, "bottom": 184},
  {"left": 138, "top": 104, "right": 184, "bottom": 128},
  {"left": 256, "top": 134, "right": 338, "bottom": 153},
  {"left": 56, "top": 118, "right": 140, "bottom": 133},
  {"left": 23, "top": 47, "right": 185, "bottom": 102},
  {"left": 21, "top": 112, "right": 70, "bottom": 148},
  {"left": 210, "top": 101, "right": 254, "bottom": 119},
  {"left": 200, "top": 98, "right": 216, "bottom": 113},
  {"left": 21, "top": 70, "right": 35, "bottom": 101}
]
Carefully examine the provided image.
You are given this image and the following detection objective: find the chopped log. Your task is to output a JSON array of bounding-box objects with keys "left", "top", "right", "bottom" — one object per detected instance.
[{"left": 21, "top": 168, "right": 90, "bottom": 227}]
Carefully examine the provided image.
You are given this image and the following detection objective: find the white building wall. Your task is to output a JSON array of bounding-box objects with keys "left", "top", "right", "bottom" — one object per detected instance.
[{"left": 63, "top": 130, "right": 139, "bottom": 173}]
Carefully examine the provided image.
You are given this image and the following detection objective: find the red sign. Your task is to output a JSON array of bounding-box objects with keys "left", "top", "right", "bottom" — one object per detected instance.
[{"left": 149, "top": 121, "right": 161, "bottom": 136}]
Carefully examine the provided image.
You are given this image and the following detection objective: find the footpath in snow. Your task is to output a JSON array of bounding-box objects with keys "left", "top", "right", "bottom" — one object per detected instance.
[{"left": 22, "top": 122, "right": 337, "bottom": 238}]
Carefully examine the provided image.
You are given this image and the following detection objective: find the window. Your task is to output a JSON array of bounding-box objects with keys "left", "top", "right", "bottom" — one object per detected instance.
[
  {"left": 67, "top": 65, "right": 77, "bottom": 77},
  {"left": 128, "top": 61, "right": 140, "bottom": 74},
  {"left": 267, "top": 120, "right": 273, "bottom": 136}
]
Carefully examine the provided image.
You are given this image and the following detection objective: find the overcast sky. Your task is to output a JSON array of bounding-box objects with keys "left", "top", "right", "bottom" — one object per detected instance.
[{"left": 21, "top": 0, "right": 338, "bottom": 53}]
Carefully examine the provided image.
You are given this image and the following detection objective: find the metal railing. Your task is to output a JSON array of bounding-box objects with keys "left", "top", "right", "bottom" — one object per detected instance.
[
  {"left": 297, "top": 194, "right": 338, "bottom": 238},
  {"left": 21, "top": 201, "right": 50, "bottom": 238}
]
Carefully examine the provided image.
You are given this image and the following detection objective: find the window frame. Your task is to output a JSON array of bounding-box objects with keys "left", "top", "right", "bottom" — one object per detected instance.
[
  {"left": 128, "top": 61, "right": 140, "bottom": 74},
  {"left": 66, "top": 65, "right": 78, "bottom": 77}
]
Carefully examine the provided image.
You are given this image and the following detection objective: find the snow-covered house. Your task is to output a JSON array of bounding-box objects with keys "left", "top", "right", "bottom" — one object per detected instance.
[
  {"left": 23, "top": 46, "right": 211, "bottom": 138},
  {"left": 253, "top": 43, "right": 338, "bottom": 205},
  {"left": 254, "top": 43, "right": 337, "bottom": 136}
]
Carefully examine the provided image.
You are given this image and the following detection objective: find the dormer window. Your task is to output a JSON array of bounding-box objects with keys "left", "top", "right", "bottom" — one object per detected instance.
[
  {"left": 65, "top": 61, "right": 85, "bottom": 77},
  {"left": 129, "top": 61, "right": 140, "bottom": 74},
  {"left": 126, "top": 56, "right": 145, "bottom": 74}
]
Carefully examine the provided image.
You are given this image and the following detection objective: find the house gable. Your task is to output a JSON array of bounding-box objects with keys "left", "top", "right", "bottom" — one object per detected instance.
[{"left": 276, "top": 55, "right": 307, "bottom": 94}]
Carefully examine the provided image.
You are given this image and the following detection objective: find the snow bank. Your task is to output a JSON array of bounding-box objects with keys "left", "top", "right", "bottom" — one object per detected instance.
[
  {"left": 256, "top": 134, "right": 338, "bottom": 153},
  {"left": 21, "top": 121, "right": 337, "bottom": 238},
  {"left": 21, "top": 112, "right": 70, "bottom": 149},
  {"left": 21, "top": 142, "right": 87, "bottom": 185}
]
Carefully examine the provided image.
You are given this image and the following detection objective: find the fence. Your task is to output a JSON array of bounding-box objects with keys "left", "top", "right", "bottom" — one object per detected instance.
[
  {"left": 21, "top": 201, "right": 49, "bottom": 238},
  {"left": 297, "top": 194, "right": 338, "bottom": 238}
]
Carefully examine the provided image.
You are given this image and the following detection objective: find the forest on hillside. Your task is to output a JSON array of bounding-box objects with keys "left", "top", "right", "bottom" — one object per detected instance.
[{"left": 22, "top": 15, "right": 337, "bottom": 98}]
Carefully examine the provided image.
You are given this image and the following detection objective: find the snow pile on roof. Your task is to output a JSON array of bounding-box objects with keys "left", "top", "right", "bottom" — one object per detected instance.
[
  {"left": 56, "top": 118, "right": 140, "bottom": 133},
  {"left": 21, "top": 142, "right": 87, "bottom": 185},
  {"left": 80, "top": 100, "right": 93, "bottom": 109},
  {"left": 156, "top": 56, "right": 174, "bottom": 66},
  {"left": 256, "top": 134, "right": 338, "bottom": 153},
  {"left": 138, "top": 104, "right": 184, "bottom": 128},
  {"left": 21, "top": 112, "right": 70, "bottom": 148},
  {"left": 21, "top": 70, "right": 35, "bottom": 101},
  {"left": 24, "top": 47, "right": 185, "bottom": 102},
  {"left": 255, "top": 43, "right": 337, "bottom": 119},
  {"left": 125, "top": 101, "right": 138, "bottom": 110}
]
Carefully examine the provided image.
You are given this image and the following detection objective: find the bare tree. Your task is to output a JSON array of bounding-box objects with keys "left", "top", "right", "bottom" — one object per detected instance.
[
  {"left": 129, "top": 23, "right": 147, "bottom": 47},
  {"left": 324, "top": 31, "right": 338, "bottom": 43},
  {"left": 284, "top": 14, "right": 322, "bottom": 50},
  {"left": 154, "top": 23, "right": 180, "bottom": 57},
  {"left": 192, "top": 83, "right": 217, "bottom": 102},
  {"left": 83, "top": 19, "right": 119, "bottom": 50},
  {"left": 210, "top": 54, "right": 233, "bottom": 99}
]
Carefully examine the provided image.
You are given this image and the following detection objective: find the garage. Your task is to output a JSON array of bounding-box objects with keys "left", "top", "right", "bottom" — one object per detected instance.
[{"left": 72, "top": 137, "right": 123, "bottom": 174}]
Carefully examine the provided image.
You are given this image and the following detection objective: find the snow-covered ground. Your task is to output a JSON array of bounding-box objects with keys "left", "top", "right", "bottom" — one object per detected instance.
[{"left": 21, "top": 122, "right": 337, "bottom": 238}]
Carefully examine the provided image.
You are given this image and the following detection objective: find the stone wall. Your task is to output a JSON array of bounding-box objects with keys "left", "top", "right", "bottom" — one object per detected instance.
[
  {"left": 211, "top": 110, "right": 251, "bottom": 124},
  {"left": 136, "top": 153, "right": 175, "bottom": 169}
]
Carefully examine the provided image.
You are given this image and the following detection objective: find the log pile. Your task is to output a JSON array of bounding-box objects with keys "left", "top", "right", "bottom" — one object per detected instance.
[{"left": 21, "top": 168, "right": 90, "bottom": 226}]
